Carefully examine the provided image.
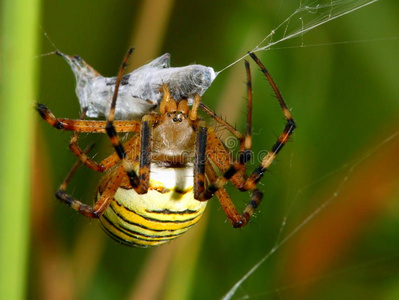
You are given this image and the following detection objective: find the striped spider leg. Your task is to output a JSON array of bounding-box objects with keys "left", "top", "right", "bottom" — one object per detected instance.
[
  {"left": 192, "top": 52, "right": 296, "bottom": 227},
  {"left": 36, "top": 48, "right": 153, "bottom": 218}
]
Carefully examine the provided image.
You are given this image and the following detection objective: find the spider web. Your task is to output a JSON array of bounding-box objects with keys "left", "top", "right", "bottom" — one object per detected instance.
[
  {"left": 217, "top": 0, "right": 399, "bottom": 299},
  {"left": 218, "top": 0, "right": 379, "bottom": 73},
  {"left": 222, "top": 129, "right": 399, "bottom": 300}
]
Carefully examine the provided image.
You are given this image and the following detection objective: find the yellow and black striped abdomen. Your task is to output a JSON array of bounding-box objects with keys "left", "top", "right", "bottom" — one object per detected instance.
[{"left": 99, "top": 164, "right": 207, "bottom": 247}]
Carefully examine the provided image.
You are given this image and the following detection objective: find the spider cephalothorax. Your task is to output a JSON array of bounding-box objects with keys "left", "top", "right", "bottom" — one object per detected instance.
[{"left": 37, "top": 49, "right": 296, "bottom": 247}]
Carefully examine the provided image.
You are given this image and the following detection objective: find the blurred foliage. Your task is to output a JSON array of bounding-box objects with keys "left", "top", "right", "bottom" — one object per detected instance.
[
  {"left": 17, "top": 0, "right": 399, "bottom": 299},
  {"left": 0, "top": 0, "right": 39, "bottom": 299}
]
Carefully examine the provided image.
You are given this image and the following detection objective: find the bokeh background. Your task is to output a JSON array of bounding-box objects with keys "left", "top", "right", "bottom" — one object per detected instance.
[{"left": 1, "top": 0, "right": 399, "bottom": 299}]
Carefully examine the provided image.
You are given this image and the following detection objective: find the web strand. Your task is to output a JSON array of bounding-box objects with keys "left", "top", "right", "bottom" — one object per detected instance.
[
  {"left": 222, "top": 128, "right": 399, "bottom": 300},
  {"left": 218, "top": 0, "right": 380, "bottom": 73}
]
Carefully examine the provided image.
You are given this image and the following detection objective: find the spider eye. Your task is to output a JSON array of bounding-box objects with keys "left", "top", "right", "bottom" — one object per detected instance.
[{"left": 167, "top": 113, "right": 171, "bottom": 117}]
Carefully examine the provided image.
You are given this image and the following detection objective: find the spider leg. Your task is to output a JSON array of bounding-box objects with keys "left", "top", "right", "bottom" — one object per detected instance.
[
  {"left": 241, "top": 52, "right": 296, "bottom": 190},
  {"left": 68, "top": 128, "right": 121, "bottom": 172},
  {"left": 193, "top": 126, "right": 263, "bottom": 228},
  {"left": 66, "top": 108, "right": 115, "bottom": 172},
  {"left": 189, "top": 94, "right": 201, "bottom": 121},
  {"left": 134, "top": 114, "right": 155, "bottom": 194},
  {"left": 39, "top": 105, "right": 138, "bottom": 173},
  {"left": 36, "top": 103, "right": 141, "bottom": 133},
  {"left": 103, "top": 47, "right": 155, "bottom": 192},
  {"left": 241, "top": 60, "right": 253, "bottom": 164},
  {"left": 201, "top": 52, "right": 296, "bottom": 196},
  {"left": 194, "top": 138, "right": 262, "bottom": 227},
  {"left": 200, "top": 105, "right": 249, "bottom": 184},
  {"left": 195, "top": 53, "right": 295, "bottom": 227},
  {"left": 199, "top": 60, "right": 254, "bottom": 183},
  {"left": 205, "top": 128, "right": 248, "bottom": 189},
  {"left": 193, "top": 109, "right": 249, "bottom": 204},
  {"left": 66, "top": 117, "right": 141, "bottom": 173},
  {"left": 55, "top": 146, "right": 124, "bottom": 218},
  {"left": 186, "top": 62, "right": 254, "bottom": 200},
  {"left": 199, "top": 61, "right": 252, "bottom": 161},
  {"left": 194, "top": 123, "right": 247, "bottom": 202},
  {"left": 200, "top": 127, "right": 263, "bottom": 227},
  {"left": 205, "top": 161, "right": 259, "bottom": 227},
  {"left": 194, "top": 120, "right": 207, "bottom": 199},
  {"left": 103, "top": 47, "right": 141, "bottom": 189}
]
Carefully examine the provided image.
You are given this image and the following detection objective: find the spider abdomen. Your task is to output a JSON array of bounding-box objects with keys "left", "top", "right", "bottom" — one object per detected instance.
[{"left": 99, "top": 164, "right": 207, "bottom": 247}]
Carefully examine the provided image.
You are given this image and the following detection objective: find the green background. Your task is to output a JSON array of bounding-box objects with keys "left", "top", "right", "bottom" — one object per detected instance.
[{"left": 1, "top": 0, "right": 399, "bottom": 299}]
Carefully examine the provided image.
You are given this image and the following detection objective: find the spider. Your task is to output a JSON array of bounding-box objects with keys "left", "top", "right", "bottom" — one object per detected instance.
[{"left": 36, "top": 48, "right": 296, "bottom": 247}]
